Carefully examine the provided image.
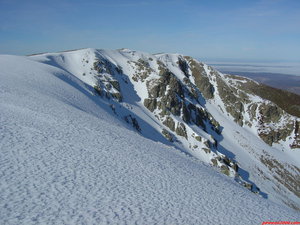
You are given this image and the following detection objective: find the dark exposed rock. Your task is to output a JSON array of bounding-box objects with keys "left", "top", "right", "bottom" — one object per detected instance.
[
  {"left": 228, "top": 74, "right": 300, "bottom": 118},
  {"left": 217, "top": 76, "right": 245, "bottom": 126},
  {"left": 291, "top": 120, "right": 300, "bottom": 149},
  {"left": 232, "top": 163, "right": 239, "bottom": 172},
  {"left": 169, "top": 76, "right": 184, "bottom": 98},
  {"left": 92, "top": 59, "right": 124, "bottom": 103},
  {"left": 195, "top": 135, "right": 202, "bottom": 142},
  {"left": 186, "top": 104, "right": 206, "bottom": 128},
  {"left": 183, "top": 77, "right": 190, "bottom": 85},
  {"left": 158, "top": 107, "right": 170, "bottom": 117},
  {"left": 203, "top": 148, "right": 211, "bottom": 154},
  {"left": 189, "top": 88, "right": 199, "bottom": 101},
  {"left": 111, "top": 92, "right": 122, "bottom": 102},
  {"left": 162, "top": 129, "right": 173, "bottom": 142},
  {"left": 145, "top": 59, "right": 222, "bottom": 140},
  {"left": 259, "top": 103, "right": 283, "bottom": 124},
  {"left": 184, "top": 57, "right": 214, "bottom": 99},
  {"left": 248, "top": 103, "right": 258, "bottom": 121},
  {"left": 237, "top": 90, "right": 250, "bottom": 103},
  {"left": 210, "top": 154, "right": 239, "bottom": 177},
  {"left": 116, "top": 65, "right": 123, "bottom": 74},
  {"left": 148, "top": 71, "right": 184, "bottom": 99},
  {"left": 220, "top": 165, "right": 230, "bottom": 176},
  {"left": 211, "top": 158, "right": 218, "bottom": 167},
  {"left": 160, "top": 92, "right": 182, "bottom": 116},
  {"left": 94, "top": 58, "right": 116, "bottom": 74},
  {"left": 146, "top": 72, "right": 182, "bottom": 99},
  {"left": 257, "top": 103, "right": 294, "bottom": 146},
  {"left": 208, "top": 113, "right": 222, "bottom": 134},
  {"left": 204, "top": 140, "right": 211, "bottom": 148},
  {"left": 109, "top": 80, "right": 121, "bottom": 92},
  {"left": 105, "top": 83, "right": 112, "bottom": 90},
  {"left": 93, "top": 85, "right": 103, "bottom": 96},
  {"left": 259, "top": 124, "right": 293, "bottom": 146},
  {"left": 175, "top": 122, "right": 188, "bottom": 139},
  {"left": 132, "top": 58, "right": 153, "bottom": 82},
  {"left": 194, "top": 107, "right": 206, "bottom": 128},
  {"left": 124, "top": 115, "right": 141, "bottom": 132},
  {"left": 147, "top": 80, "right": 166, "bottom": 98},
  {"left": 157, "top": 60, "right": 168, "bottom": 76},
  {"left": 243, "top": 182, "right": 253, "bottom": 191},
  {"left": 222, "top": 156, "right": 231, "bottom": 166},
  {"left": 177, "top": 58, "right": 189, "bottom": 77},
  {"left": 295, "top": 120, "right": 299, "bottom": 135},
  {"left": 144, "top": 98, "right": 157, "bottom": 112},
  {"left": 182, "top": 102, "right": 190, "bottom": 123},
  {"left": 163, "top": 116, "right": 175, "bottom": 131}
]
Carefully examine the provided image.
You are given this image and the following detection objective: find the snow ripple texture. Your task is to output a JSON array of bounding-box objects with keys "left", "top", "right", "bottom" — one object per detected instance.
[{"left": 0, "top": 55, "right": 299, "bottom": 224}]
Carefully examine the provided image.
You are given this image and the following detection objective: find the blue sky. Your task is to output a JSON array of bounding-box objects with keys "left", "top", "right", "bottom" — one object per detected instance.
[{"left": 0, "top": 0, "right": 299, "bottom": 61}]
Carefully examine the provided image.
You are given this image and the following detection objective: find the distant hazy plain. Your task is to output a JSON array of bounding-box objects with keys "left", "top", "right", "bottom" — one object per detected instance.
[
  {"left": 206, "top": 61, "right": 300, "bottom": 95},
  {"left": 206, "top": 61, "right": 300, "bottom": 76}
]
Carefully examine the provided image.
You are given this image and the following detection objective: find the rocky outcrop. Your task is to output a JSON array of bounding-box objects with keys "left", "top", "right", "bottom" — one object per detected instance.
[
  {"left": 210, "top": 155, "right": 239, "bottom": 177},
  {"left": 93, "top": 58, "right": 123, "bottom": 102},
  {"left": 184, "top": 56, "right": 214, "bottom": 99},
  {"left": 109, "top": 80, "right": 121, "bottom": 92},
  {"left": 163, "top": 116, "right": 175, "bottom": 131},
  {"left": 291, "top": 121, "right": 300, "bottom": 149},
  {"left": 216, "top": 76, "right": 245, "bottom": 126},
  {"left": 226, "top": 74, "right": 300, "bottom": 147},
  {"left": 162, "top": 129, "right": 174, "bottom": 142},
  {"left": 259, "top": 103, "right": 283, "bottom": 123},
  {"left": 175, "top": 122, "right": 187, "bottom": 139},
  {"left": 144, "top": 98, "right": 157, "bottom": 112},
  {"left": 131, "top": 58, "right": 153, "bottom": 82},
  {"left": 257, "top": 103, "right": 294, "bottom": 146},
  {"left": 177, "top": 57, "right": 189, "bottom": 77},
  {"left": 124, "top": 115, "right": 141, "bottom": 132},
  {"left": 94, "top": 58, "right": 122, "bottom": 75},
  {"left": 89, "top": 50, "right": 299, "bottom": 209},
  {"left": 145, "top": 70, "right": 184, "bottom": 117}
]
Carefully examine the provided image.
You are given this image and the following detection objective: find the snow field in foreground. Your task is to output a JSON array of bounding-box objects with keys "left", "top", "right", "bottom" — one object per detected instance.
[{"left": 0, "top": 55, "right": 299, "bottom": 224}]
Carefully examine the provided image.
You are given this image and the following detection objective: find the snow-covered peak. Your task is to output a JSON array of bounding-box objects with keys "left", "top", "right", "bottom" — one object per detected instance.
[
  {"left": 1, "top": 49, "right": 300, "bottom": 224},
  {"left": 26, "top": 48, "right": 300, "bottom": 211}
]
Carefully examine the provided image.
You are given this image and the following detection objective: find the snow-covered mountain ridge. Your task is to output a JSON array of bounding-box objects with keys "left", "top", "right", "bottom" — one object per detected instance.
[
  {"left": 28, "top": 48, "right": 300, "bottom": 211},
  {"left": 1, "top": 48, "right": 299, "bottom": 224}
]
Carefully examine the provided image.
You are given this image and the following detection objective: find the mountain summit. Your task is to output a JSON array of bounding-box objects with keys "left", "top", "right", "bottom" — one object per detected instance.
[
  {"left": 1, "top": 48, "right": 299, "bottom": 224},
  {"left": 30, "top": 48, "right": 300, "bottom": 209}
]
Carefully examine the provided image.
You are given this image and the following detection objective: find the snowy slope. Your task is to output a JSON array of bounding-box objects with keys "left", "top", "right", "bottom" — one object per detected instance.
[
  {"left": 28, "top": 48, "right": 300, "bottom": 210},
  {"left": 0, "top": 52, "right": 299, "bottom": 224}
]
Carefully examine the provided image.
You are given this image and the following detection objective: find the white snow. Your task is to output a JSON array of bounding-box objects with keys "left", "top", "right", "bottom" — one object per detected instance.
[
  {"left": 1, "top": 53, "right": 300, "bottom": 224},
  {"left": 28, "top": 49, "right": 300, "bottom": 209}
]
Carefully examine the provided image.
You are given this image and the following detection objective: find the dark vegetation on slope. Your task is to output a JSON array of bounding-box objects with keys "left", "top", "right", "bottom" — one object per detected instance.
[
  {"left": 252, "top": 84, "right": 300, "bottom": 118},
  {"left": 222, "top": 71, "right": 300, "bottom": 96},
  {"left": 227, "top": 74, "right": 300, "bottom": 118}
]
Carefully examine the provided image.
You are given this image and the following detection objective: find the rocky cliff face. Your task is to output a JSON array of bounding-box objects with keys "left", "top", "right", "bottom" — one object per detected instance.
[
  {"left": 222, "top": 74, "right": 300, "bottom": 149},
  {"left": 31, "top": 48, "right": 300, "bottom": 210}
]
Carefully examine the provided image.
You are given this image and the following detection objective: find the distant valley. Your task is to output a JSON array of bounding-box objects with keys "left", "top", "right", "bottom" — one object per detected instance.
[{"left": 207, "top": 62, "right": 300, "bottom": 95}]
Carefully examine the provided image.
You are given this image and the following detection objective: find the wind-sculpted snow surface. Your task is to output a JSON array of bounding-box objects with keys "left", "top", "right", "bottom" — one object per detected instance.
[
  {"left": 28, "top": 48, "right": 300, "bottom": 210},
  {"left": 0, "top": 54, "right": 299, "bottom": 224}
]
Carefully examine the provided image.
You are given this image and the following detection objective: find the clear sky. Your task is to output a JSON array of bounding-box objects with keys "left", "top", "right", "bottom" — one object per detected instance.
[{"left": 0, "top": 0, "right": 299, "bottom": 61}]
